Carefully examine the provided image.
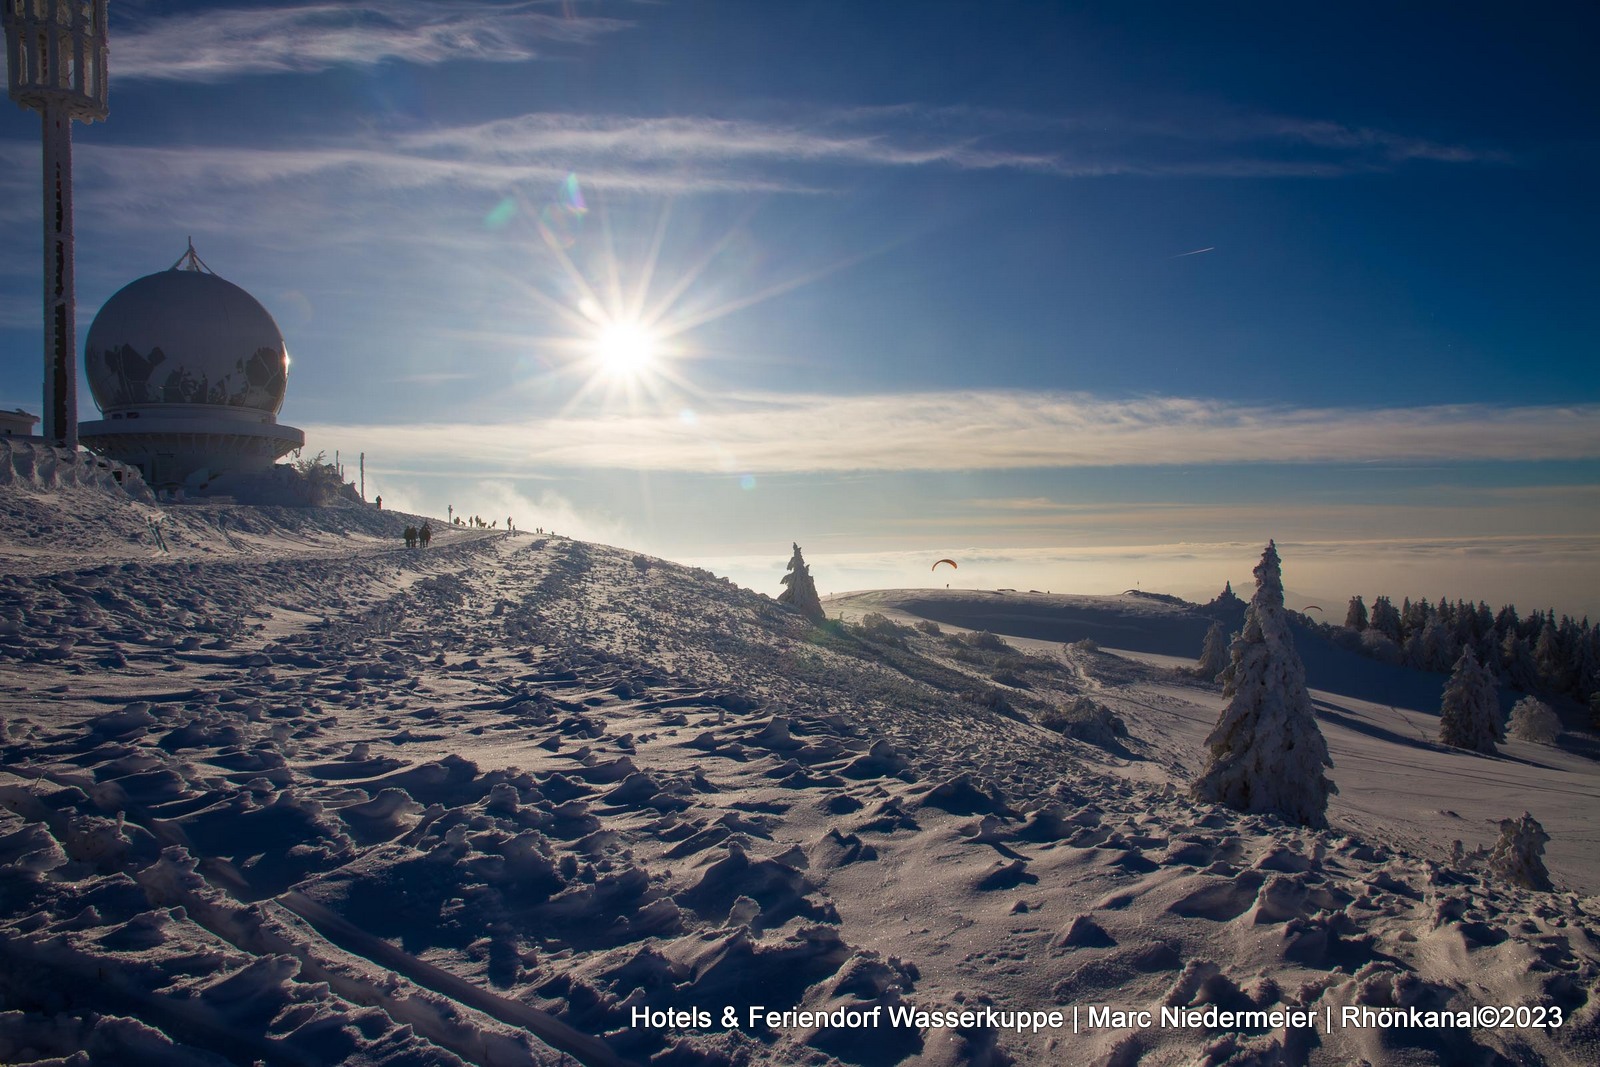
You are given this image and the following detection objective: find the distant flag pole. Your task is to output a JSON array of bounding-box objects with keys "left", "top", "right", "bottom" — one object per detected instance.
[{"left": 3, "top": 1, "right": 110, "bottom": 451}]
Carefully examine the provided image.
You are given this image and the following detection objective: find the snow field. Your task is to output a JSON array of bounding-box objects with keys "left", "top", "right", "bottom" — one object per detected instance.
[{"left": 0, "top": 481, "right": 1597, "bottom": 1065}]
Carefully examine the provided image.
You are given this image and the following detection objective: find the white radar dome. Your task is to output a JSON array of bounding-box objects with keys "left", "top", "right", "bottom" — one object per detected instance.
[{"left": 85, "top": 257, "right": 289, "bottom": 416}]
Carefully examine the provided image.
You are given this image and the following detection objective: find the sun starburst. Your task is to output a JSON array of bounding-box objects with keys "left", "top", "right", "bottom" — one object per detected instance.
[{"left": 491, "top": 176, "right": 887, "bottom": 423}]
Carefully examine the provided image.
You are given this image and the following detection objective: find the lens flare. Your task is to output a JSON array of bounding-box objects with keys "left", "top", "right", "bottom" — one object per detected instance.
[
  {"left": 484, "top": 197, "right": 517, "bottom": 230},
  {"left": 538, "top": 172, "right": 589, "bottom": 248}
]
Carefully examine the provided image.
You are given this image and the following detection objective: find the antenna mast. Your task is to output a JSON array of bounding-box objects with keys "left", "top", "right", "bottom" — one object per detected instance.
[{"left": 3, "top": 0, "right": 111, "bottom": 450}]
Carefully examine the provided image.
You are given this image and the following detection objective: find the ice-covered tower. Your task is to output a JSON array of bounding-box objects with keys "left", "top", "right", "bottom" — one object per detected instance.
[{"left": 3, "top": 0, "right": 110, "bottom": 450}]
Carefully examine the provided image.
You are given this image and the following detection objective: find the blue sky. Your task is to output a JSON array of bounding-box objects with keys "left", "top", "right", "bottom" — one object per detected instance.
[{"left": 2, "top": 1, "right": 1597, "bottom": 615}]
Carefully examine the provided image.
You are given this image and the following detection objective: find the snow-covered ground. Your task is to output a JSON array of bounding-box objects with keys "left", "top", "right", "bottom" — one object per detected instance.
[{"left": 2, "top": 472, "right": 1597, "bottom": 1066}]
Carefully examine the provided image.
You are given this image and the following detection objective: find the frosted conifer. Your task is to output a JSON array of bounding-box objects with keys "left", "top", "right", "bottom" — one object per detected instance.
[
  {"left": 1191, "top": 541, "right": 1335, "bottom": 828},
  {"left": 1534, "top": 622, "right": 1565, "bottom": 691},
  {"left": 1344, "top": 595, "right": 1368, "bottom": 631},
  {"left": 1499, "top": 630, "right": 1539, "bottom": 692},
  {"left": 1573, "top": 631, "right": 1600, "bottom": 702},
  {"left": 1507, "top": 696, "right": 1561, "bottom": 744},
  {"left": 1206, "top": 581, "right": 1245, "bottom": 612},
  {"left": 1411, "top": 618, "right": 1459, "bottom": 673},
  {"left": 1439, "top": 648, "right": 1500, "bottom": 754},
  {"left": 1369, "top": 596, "right": 1402, "bottom": 642},
  {"left": 1194, "top": 620, "right": 1229, "bottom": 681},
  {"left": 1487, "top": 812, "right": 1552, "bottom": 891},
  {"left": 776, "top": 542, "right": 825, "bottom": 622}
]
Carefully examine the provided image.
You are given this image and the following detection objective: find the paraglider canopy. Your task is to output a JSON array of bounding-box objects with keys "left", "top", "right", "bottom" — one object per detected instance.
[
  {"left": 932, "top": 558, "right": 957, "bottom": 571},
  {"left": 1302, "top": 605, "right": 1323, "bottom": 614}
]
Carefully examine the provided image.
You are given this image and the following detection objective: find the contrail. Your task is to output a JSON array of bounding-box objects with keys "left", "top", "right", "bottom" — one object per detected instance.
[{"left": 1170, "top": 247, "right": 1215, "bottom": 258}]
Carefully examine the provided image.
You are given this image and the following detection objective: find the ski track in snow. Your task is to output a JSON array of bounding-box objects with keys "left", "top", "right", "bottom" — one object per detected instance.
[{"left": 1, "top": 479, "right": 1599, "bottom": 1066}]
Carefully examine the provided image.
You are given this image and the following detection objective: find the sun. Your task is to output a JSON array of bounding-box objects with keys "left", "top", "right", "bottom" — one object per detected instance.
[
  {"left": 592, "top": 320, "right": 657, "bottom": 378},
  {"left": 512, "top": 177, "right": 865, "bottom": 414}
]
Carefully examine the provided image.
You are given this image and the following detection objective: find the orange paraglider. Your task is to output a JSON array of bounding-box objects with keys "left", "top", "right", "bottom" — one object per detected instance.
[{"left": 932, "top": 559, "right": 957, "bottom": 571}]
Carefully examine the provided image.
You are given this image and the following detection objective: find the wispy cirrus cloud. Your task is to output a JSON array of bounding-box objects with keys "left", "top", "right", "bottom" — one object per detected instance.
[
  {"left": 95, "top": 0, "right": 1501, "bottom": 178},
  {"left": 1259, "top": 117, "right": 1490, "bottom": 164},
  {"left": 395, "top": 105, "right": 1500, "bottom": 182},
  {"left": 396, "top": 111, "right": 1067, "bottom": 174},
  {"left": 65, "top": 1, "right": 1498, "bottom": 189},
  {"left": 2, "top": 105, "right": 1490, "bottom": 262},
  {"left": 53, "top": 138, "right": 812, "bottom": 219},
  {"left": 303, "top": 391, "right": 1600, "bottom": 474},
  {"left": 113, "top": 1, "right": 631, "bottom": 83},
  {"left": 2, "top": 100, "right": 1497, "bottom": 238},
  {"left": 1126, "top": 110, "right": 1503, "bottom": 167}
]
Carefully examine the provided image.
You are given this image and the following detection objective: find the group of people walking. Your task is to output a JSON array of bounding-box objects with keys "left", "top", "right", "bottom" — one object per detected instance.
[
  {"left": 452, "top": 513, "right": 514, "bottom": 532},
  {"left": 402, "top": 512, "right": 551, "bottom": 549}
]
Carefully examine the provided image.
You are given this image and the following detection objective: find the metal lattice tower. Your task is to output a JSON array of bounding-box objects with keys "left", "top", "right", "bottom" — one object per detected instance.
[{"left": 3, "top": 0, "right": 110, "bottom": 450}]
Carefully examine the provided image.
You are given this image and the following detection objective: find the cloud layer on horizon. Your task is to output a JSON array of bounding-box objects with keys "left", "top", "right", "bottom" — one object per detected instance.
[
  {"left": 305, "top": 391, "right": 1600, "bottom": 474},
  {"left": 680, "top": 533, "right": 1600, "bottom": 618}
]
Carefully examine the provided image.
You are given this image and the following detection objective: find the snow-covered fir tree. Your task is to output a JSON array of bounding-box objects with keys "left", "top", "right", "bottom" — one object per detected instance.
[
  {"left": 1191, "top": 541, "right": 1335, "bottom": 828},
  {"left": 1194, "top": 620, "right": 1230, "bottom": 681},
  {"left": 1205, "top": 581, "right": 1245, "bottom": 613},
  {"left": 1402, "top": 597, "right": 1429, "bottom": 641},
  {"left": 1573, "top": 630, "right": 1600, "bottom": 702},
  {"left": 1499, "top": 629, "right": 1539, "bottom": 693},
  {"left": 776, "top": 542, "right": 825, "bottom": 622},
  {"left": 1507, "top": 697, "right": 1561, "bottom": 744},
  {"left": 1344, "top": 595, "right": 1368, "bottom": 631},
  {"left": 1408, "top": 617, "right": 1459, "bottom": 673},
  {"left": 1359, "top": 627, "right": 1402, "bottom": 665},
  {"left": 1438, "top": 648, "right": 1500, "bottom": 754},
  {"left": 1534, "top": 621, "right": 1566, "bottom": 692},
  {"left": 1488, "top": 812, "right": 1552, "bottom": 891},
  {"left": 1368, "top": 596, "right": 1402, "bottom": 643},
  {"left": 1474, "top": 601, "right": 1497, "bottom": 644},
  {"left": 1474, "top": 631, "right": 1504, "bottom": 683}
]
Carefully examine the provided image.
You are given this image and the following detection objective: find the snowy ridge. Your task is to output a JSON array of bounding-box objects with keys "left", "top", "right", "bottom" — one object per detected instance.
[
  {"left": 0, "top": 465, "right": 431, "bottom": 579},
  {"left": 0, "top": 437, "right": 154, "bottom": 503},
  {"left": 0, "top": 492, "right": 1597, "bottom": 1065}
]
